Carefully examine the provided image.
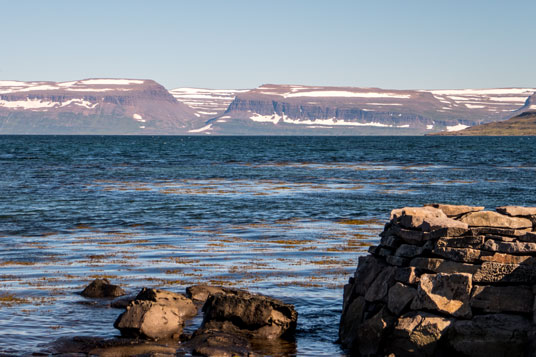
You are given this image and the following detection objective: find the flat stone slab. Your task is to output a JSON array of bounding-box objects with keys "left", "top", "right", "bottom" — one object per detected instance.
[
  {"left": 387, "top": 282, "right": 416, "bottom": 315},
  {"left": 460, "top": 211, "right": 532, "bottom": 229},
  {"left": 411, "top": 273, "right": 472, "bottom": 318},
  {"left": 410, "top": 257, "right": 479, "bottom": 275},
  {"left": 482, "top": 240, "right": 536, "bottom": 254},
  {"left": 473, "top": 262, "right": 536, "bottom": 284},
  {"left": 425, "top": 203, "right": 484, "bottom": 217},
  {"left": 470, "top": 285, "right": 533, "bottom": 313},
  {"left": 496, "top": 206, "right": 536, "bottom": 217}
]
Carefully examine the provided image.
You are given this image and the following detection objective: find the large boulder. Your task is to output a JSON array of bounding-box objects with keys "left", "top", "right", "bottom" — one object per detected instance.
[
  {"left": 135, "top": 288, "right": 197, "bottom": 317},
  {"left": 410, "top": 273, "right": 472, "bottom": 319},
  {"left": 186, "top": 285, "right": 231, "bottom": 303},
  {"left": 114, "top": 300, "right": 183, "bottom": 340},
  {"left": 201, "top": 289, "right": 297, "bottom": 339},
  {"left": 81, "top": 278, "right": 125, "bottom": 298},
  {"left": 459, "top": 211, "right": 532, "bottom": 229},
  {"left": 388, "top": 312, "right": 452, "bottom": 357}
]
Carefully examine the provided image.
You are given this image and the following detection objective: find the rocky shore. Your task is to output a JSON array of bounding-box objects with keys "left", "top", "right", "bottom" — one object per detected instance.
[
  {"left": 45, "top": 282, "right": 297, "bottom": 356},
  {"left": 339, "top": 204, "right": 536, "bottom": 356}
]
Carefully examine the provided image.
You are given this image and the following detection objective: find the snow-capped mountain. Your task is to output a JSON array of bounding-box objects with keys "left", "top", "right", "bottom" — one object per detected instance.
[
  {"left": 194, "top": 84, "right": 536, "bottom": 135},
  {"left": 169, "top": 88, "right": 247, "bottom": 119},
  {"left": 0, "top": 79, "right": 196, "bottom": 134}
]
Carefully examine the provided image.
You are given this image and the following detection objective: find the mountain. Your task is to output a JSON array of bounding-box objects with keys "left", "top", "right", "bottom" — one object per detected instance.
[
  {"left": 431, "top": 111, "right": 536, "bottom": 136},
  {"left": 192, "top": 84, "right": 536, "bottom": 135},
  {"left": 169, "top": 88, "right": 247, "bottom": 119},
  {"left": 0, "top": 79, "right": 197, "bottom": 134}
]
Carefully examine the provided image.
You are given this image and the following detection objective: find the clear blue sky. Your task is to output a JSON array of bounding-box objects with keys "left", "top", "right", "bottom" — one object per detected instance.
[{"left": 1, "top": 0, "right": 534, "bottom": 89}]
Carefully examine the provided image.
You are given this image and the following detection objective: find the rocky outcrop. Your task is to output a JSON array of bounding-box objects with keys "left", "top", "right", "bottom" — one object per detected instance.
[
  {"left": 80, "top": 278, "right": 125, "bottom": 298},
  {"left": 339, "top": 204, "right": 536, "bottom": 356}
]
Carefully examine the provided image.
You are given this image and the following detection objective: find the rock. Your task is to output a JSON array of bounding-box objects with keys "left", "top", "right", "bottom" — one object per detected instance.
[
  {"left": 395, "top": 244, "right": 424, "bottom": 258},
  {"left": 387, "top": 283, "right": 416, "bottom": 315},
  {"left": 435, "top": 235, "right": 484, "bottom": 249},
  {"left": 420, "top": 216, "right": 469, "bottom": 232},
  {"left": 380, "top": 234, "right": 403, "bottom": 249},
  {"left": 448, "top": 314, "right": 531, "bottom": 357},
  {"left": 391, "top": 206, "right": 446, "bottom": 221},
  {"left": 135, "top": 288, "right": 197, "bottom": 317},
  {"left": 388, "top": 312, "right": 452, "bottom": 357},
  {"left": 469, "top": 226, "right": 530, "bottom": 237},
  {"left": 355, "top": 306, "right": 394, "bottom": 356},
  {"left": 386, "top": 255, "right": 409, "bottom": 267},
  {"left": 202, "top": 289, "right": 297, "bottom": 339},
  {"left": 460, "top": 211, "right": 532, "bottom": 229},
  {"left": 181, "top": 328, "right": 255, "bottom": 357},
  {"left": 479, "top": 252, "right": 535, "bottom": 265},
  {"left": 397, "top": 209, "right": 450, "bottom": 231},
  {"left": 110, "top": 295, "right": 136, "bottom": 309},
  {"left": 473, "top": 261, "right": 536, "bottom": 284},
  {"left": 410, "top": 257, "right": 479, "bottom": 275},
  {"left": 388, "top": 225, "right": 425, "bottom": 244},
  {"left": 496, "top": 206, "right": 536, "bottom": 217},
  {"left": 470, "top": 285, "right": 533, "bottom": 313},
  {"left": 339, "top": 296, "right": 366, "bottom": 348},
  {"left": 520, "top": 232, "right": 536, "bottom": 243},
  {"left": 113, "top": 300, "right": 183, "bottom": 340},
  {"left": 432, "top": 246, "right": 483, "bottom": 263},
  {"left": 364, "top": 266, "right": 396, "bottom": 302},
  {"left": 186, "top": 285, "right": 231, "bottom": 303},
  {"left": 353, "top": 255, "right": 387, "bottom": 296},
  {"left": 482, "top": 239, "right": 536, "bottom": 254},
  {"left": 81, "top": 278, "right": 126, "bottom": 298},
  {"left": 424, "top": 226, "right": 470, "bottom": 240},
  {"left": 410, "top": 273, "right": 472, "bottom": 319},
  {"left": 425, "top": 203, "right": 484, "bottom": 218},
  {"left": 394, "top": 267, "right": 419, "bottom": 285}
]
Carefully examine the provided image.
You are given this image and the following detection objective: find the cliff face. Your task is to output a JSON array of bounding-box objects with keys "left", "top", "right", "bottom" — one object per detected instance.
[
  {"left": 0, "top": 79, "right": 197, "bottom": 134},
  {"left": 194, "top": 85, "right": 536, "bottom": 135}
]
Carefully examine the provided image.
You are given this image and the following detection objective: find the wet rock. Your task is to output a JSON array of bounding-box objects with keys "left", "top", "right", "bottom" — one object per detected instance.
[
  {"left": 448, "top": 314, "right": 531, "bottom": 357},
  {"left": 186, "top": 285, "right": 230, "bottom": 303},
  {"left": 114, "top": 300, "right": 183, "bottom": 340},
  {"left": 460, "top": 211, "right": 532, "bottom": 229},
  {"left": 81, "top": 278, "right": 126, "bottom": 298},
  {"left": 135, "top": 288, "right": 197, "bottom": 317},
  {"left": 387, "top": 282, "right": 416, "bottom": 315},
  {"left": 364, "top": 266, "right": 396, "bottom": 302},
  {"left": 425, "top": 203, "right": 484, "bottom": 218},
  {"left": 470, "top": 285, "right": 533, "bottom": 313},
  {"left": 355, "top": 306, "right": 394, "bottom": 356},
  {"left": 339, "top": 296, "right": 366, "bottom": 348},
  {"left": 410, "top": 273, "right": 472, "bottom": 319},
  {"left": 202, "top": 289, "right": 297, "bottom": 340},
  {"left": 388, "top": 312, "right": 452, "bottom": 357},
  {"left": 181, "top": 328, "right": 255, "bottom": 357},
  {"left": 110, "top": 295, "right": 136, "bottom": 309}
]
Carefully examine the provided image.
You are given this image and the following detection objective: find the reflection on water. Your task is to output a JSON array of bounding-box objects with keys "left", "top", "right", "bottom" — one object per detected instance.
[{"left": 1, "top": 135, "right": 536, "bottom": 356}]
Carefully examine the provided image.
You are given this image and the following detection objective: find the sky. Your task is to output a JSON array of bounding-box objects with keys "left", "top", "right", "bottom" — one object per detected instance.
[{"left": 1, "top": 0, "right": 535, "bottom": 90}]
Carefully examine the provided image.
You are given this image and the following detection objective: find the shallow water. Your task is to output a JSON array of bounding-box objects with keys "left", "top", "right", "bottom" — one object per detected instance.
[{"left": 1, "top": 135, "right": 536, "bottom": 356}]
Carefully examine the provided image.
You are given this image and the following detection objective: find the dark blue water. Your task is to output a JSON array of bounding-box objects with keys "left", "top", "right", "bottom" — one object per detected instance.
[{"left": 1, "top": 136, "right": 535, "bottom": 355}]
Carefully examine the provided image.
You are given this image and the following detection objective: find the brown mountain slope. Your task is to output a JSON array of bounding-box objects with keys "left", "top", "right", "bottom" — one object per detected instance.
[{"left": 432, "top": 111, "right": 536, "bottom": 136}]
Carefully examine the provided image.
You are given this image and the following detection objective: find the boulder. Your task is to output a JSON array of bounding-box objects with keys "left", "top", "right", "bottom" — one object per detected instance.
[
  {"left": 388, "top": 312, "right": 452, "bottom": 357},
  {"left": 201, "top": 289, "right": 297, "bottom": 339},
  {"left": 387, "top": 282, "right": 416, "bottom": 315},
  {"left": 410, "top": 273, "right": 472, "bottom": 319},
  {"left": 390, "top": 206, "right": 446, "bottom": 221},
  {"left": 355, "top": 306, "right": 394, "bottom": 356},
  {"left": 364, "top": 266, "right": 396, "bottom": 302},
  {"left": 339, "top": 296, "right": 366, "bottom": 348},
  {"left": 448, "top": 314, "right": 531, "bottom": 357},
  {"left": 135, "top": 288, "right": 197, "bottom": 317},
  {"left": 420, "top": 216, "right": 469, "bottom": 232},
  {"left": 470, "top": 285, "right": 533, "bottom": 313},
  {"left": 114, "top": 300, "right": 183, "bottom": 340},
  {"left": 425, "top": 204, "right": 484, "bottom": 218},
  {"left": 81, "top": 278, "right": 125, "bottom": 298},
  {"left": 186, "top": 285, "right": 230, "bottom": 303},
  {"left": 460, "top": 211, "right": 532, "bottom": 229},
  {"left": 353, "top": 255, "right": 386, "bottom": 296}
]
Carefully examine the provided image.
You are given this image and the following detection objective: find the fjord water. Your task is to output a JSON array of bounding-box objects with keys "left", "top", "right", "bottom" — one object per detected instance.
[{"left": 1, "top": 135, "right": 536, "bottom": 356}]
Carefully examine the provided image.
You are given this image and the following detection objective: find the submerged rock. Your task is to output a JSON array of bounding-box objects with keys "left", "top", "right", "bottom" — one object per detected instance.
[
  {"left": 181, "top": 328, "right": 256, "bottom": 357},
  {"left": 186, "top": 285, "right": 232, "bottom": 303},
  {"left": 81, "top": 278, "right": 125, "bottom": 298}
]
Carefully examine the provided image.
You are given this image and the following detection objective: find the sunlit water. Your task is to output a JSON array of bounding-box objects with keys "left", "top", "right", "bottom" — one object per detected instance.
[{"left": 1, "top": 136, "right": 536, "bottom": 356}]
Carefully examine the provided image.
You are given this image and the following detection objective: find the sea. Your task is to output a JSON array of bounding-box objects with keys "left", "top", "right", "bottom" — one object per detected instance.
[{"left": 1, "top": 135, "right": 535, "bottom": 356}]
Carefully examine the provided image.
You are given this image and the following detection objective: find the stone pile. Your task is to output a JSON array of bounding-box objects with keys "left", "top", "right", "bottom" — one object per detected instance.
[{"left": 339, "top": 204, "right": 536, "bottom": 357}]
